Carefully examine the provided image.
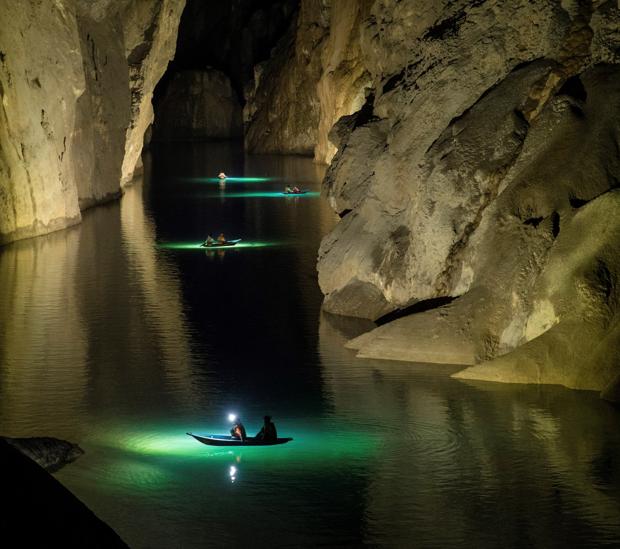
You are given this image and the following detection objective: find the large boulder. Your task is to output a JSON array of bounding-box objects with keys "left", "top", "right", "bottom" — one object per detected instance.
[
  {"left": 2, "top": 436, "right": 84, "bottom": 472},
  {"left": 0, "top": 438, "right": 127, "bottom": 547},
  {"left": 318, "top": 1, "right": 620, "bottom": 396}
]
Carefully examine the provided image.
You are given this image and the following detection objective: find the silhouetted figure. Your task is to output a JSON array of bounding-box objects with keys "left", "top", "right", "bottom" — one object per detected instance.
[
  {"left": 204, "top": 234, "right": 215, "bottom": 246},
  {"left": 217, "top": 232, "right": 226, "bottom": 244},
  {"left": 255, "top": 416, "right": 277, "bottom": 442},
  {"left": 218, "top": 172, "right": 227, "bottom": 179},
  {"left": 230, "top": 419, "right": 247, "bottom": 441}
]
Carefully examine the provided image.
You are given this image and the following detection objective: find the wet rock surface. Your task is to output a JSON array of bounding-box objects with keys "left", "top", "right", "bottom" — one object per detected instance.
[
  {"left": 0, "top": 438, "right": 127, "bottom": 547},
  {"left": 2, "top": 436, "right": 84, "bottom": 472},
  {"left": 316, "top": 1, "right": 620, "bottom": 395}
]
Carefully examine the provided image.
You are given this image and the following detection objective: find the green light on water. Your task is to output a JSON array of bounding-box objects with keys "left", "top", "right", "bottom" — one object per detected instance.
[
  {"left": 157, "top": 241, "right": 277, "bottom": 250},
  {"left": 181, "top": 177, "right": 274, "bottom": 184},
  {"left": 204, "top": 191, "right": 320, "bottom": 199},
  {"left": 98, "top": 424, "right": 380, "bottom": 463}
]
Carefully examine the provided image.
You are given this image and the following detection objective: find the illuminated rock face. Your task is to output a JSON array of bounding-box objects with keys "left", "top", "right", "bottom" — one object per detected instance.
[
  {"left": 120, "top": 0, "right": 186, "bottom": 184},
  {"left": 244, "top": 0, "right": 330, "bottom": 156},
  {"left": 317, "top": 1, "right": 620, "bottom": 396},
  {"left": 244, "top": 0, "right": 372, "bottom": 162},
  {"left": 153, "top": 69, "right": 243, "bottom": 140},
  {"left": 0, "top": 0, "right": 184, "bottom": 244}
]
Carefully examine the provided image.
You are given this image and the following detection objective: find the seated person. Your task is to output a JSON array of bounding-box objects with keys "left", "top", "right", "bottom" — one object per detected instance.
[
  {"left": 255, "top": 416, "right": 277, "bottom": 441},
  {"left": 218, "top": 172, "right": 227, "bottom": 179},
  {"left": 217, "top": 232, "right": 226, "bottom": 244},
  {"left": 292, "top": 186, "right": 301, "bottom": 193},
  {"left": 230, "top": 419, "right": 247, "bottom": 441},
  {"left": 204, "top": 234, "right": 215, "bottom": 246},
  {"left": 285, "top": 185, "right": 293, "bottom": 193}
]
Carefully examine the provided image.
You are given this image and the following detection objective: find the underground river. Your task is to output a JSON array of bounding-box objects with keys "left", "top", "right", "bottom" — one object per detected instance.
[{"left": 1, "top": 142, "right": 620, "bottom": 548}]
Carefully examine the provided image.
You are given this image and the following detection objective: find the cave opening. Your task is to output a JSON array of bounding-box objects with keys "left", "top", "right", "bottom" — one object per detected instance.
[{"left": 151, "top": 0, "right": 299, "bottom": 143}]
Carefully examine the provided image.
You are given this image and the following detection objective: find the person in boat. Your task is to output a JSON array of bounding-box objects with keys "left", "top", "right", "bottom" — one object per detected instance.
[
  {"left": 217, "top": 232, "right": 226, "bottom": 244},
  {"left": 204, "top": 234, "right": 215, "bottom": 246},
  {"left": 292, "top": 186, "right": 301, "bottom": 193},
  {"left": 284, "top": 185, "right": 293, "bottom": 194},
  {"left": 230, "top": 418, "right": 247, "bottom": 441},
  {"left": 218, "top": 172, "right": 227, "bottom": 179},
  {"left": 255, "top": 416, "right": 277, "bottom": 441}
]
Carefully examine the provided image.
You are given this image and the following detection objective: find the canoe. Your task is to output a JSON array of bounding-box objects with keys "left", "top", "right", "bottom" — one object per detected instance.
[
  {"left": 200, "top": 239, "right": 241, "bottom": 248},
  {"left": 282, "top": 190, "right": 308, "bottom": 195},
  {"left": 187, "top": 433, "right": 293, "bottom": 446}
]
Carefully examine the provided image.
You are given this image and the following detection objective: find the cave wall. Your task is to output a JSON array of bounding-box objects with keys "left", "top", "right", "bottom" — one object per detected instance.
[
  {"left": 315, "top": 0, "right": 620, "bottom": 397},
  {"left": 0, "top": 0, "right": 185, "bottom": 244},
  {"left": 243, "top": 0, "right": 373, "bottom": 161},
  {"left": 153, "top": 69, "right": 243, "bottom": 140}
]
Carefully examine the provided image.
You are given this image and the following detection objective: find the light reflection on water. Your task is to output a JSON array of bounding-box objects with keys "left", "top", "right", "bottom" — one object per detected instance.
[{"left": 0, "top": 142, "right": 619, "bottom": 548}]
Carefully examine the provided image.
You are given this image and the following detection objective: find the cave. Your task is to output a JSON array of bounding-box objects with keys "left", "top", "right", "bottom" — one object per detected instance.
[{"left": 1, "top": 1, "right": 620, "bottom": 547}]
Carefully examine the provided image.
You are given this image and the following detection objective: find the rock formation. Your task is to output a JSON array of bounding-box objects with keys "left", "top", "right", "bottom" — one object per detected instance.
[
  {"left": 0, "top": 438, "right": 127, "bottom": 547},
  {"left": 244, "top": 0, "right": 330, "bottom": 156},
  {"left": 2, "top": 436, "right": 84, "bottom": 472},
  {"left": 244, "top": 0, "right": 373, "bottom": 163},
  {"left": 0, "top": 0, "right": 185, "bottom": 245},
  {"left": 120, "top": 0, "right": 186, "bottom": 184},
  {"left": 316, "top": 1, "right": 620, "bottom": 398},
  {"left": 153, "top": 69, "right": 243, "bottom": 140}
]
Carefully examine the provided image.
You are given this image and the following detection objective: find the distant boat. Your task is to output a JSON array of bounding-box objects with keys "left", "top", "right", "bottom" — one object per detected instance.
[
  {"left": 187, "top": 433, "right": 293, "bottom": 447},
  {"left": 200, "top": 239, "right": 242, "bottom": 248},
  {"left": 282, "top": 190, "right": 309, "bottom": 195}
]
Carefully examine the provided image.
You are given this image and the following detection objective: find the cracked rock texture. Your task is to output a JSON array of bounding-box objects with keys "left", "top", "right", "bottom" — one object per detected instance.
[
  {"left": 244, "top": 0, "right": 372, "bottom": 162},
  {"left": 317, "top": 1, "right": 620, "bottom": 397},
  {"left": 153, "top": 69, "right": 243, "bottom": 140},
  {"left": 0, "top": 0, "right": 184, "bottom": 244}
]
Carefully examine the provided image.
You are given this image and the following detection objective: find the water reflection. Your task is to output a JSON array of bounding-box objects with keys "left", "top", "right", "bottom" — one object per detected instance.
[
  {"left": 319, "top": 312, "right": 620, "bottom": 546},
  {"left": 1, "top": 141, "right": 619, "bottom": 548},
  {"left": 0, "top": 226, "right": 88, "bottom": 432}
]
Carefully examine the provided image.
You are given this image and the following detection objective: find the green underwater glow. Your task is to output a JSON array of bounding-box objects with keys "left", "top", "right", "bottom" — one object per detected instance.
[
  {"left": 84, "top": 422, "right": 381, "bottom": 494},
  {"left": 157, "top": 241, "right": 277, "bottom": 250},
  {"left": 98, "top": 423, "right": 380, "bottom": 464},
  {"left": 205, "top": 191, "right": 320, "bottom": 199},
  {"left": 182, "top": 177, "right": 274, "bottom": 184}
]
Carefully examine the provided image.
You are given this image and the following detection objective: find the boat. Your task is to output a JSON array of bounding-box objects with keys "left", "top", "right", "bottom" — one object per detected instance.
[
  {"left": 187, "top": 433, "right": 293, "bottom": 446},
  {"left": 200, "top": 239, "right": 242, "bottom": 248},
  {"left": 282, "top": 190, "right": 309, "bottom": 195}
]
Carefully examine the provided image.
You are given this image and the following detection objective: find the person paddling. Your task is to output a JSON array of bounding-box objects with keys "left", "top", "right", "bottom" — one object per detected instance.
[
  {"left": 217, "top": 232, "right": 226, "bottom": 244},
  {"left": 230, "top": 417, "right": 247, "bottom": 441}
]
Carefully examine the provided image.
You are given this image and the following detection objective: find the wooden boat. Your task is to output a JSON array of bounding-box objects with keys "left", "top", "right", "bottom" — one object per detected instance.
[
  {"left": 282, "top": 190, "right": 309, "bottom": 195},
  {"left": 187, "top": 433, "right": 293, "bottom": 446},
  {"left": 200, "top": 239, "right": 241, "bottom": 248}
]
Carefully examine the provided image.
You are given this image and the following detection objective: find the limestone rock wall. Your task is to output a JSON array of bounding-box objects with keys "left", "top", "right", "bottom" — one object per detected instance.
[
  {"left": 0, "top": 1, "right": 84, "bottom": 245},
  {"left": 120, "top": 0, "right": 186, "bottom": 184},
  {"left": 0, "top": 0, "right": 184, "bottom": 245},
  {"left": 244, "top": 0, "right": 330, "bottom": 156},
  {"left": 153, "top": 69, "right": 242, "bottom": 140},
  {"left": 244, "top": 0, "right": 372, "bottom": 161},
  {"left": 317, "top": 1, "right": 620, "bottom": 396}
]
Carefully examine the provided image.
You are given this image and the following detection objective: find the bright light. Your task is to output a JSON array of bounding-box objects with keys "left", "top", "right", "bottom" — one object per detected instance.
[
  {"left": 228, "top": 413, "right": 237, "bottom": 422},
  {"left": 229, "top": 465, "right": 237, "bottom": 475}
]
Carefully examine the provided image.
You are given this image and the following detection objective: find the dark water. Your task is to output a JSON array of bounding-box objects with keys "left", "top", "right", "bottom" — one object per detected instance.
[{"left": 1, "top": 142, "right": 620, "bottom": 548}]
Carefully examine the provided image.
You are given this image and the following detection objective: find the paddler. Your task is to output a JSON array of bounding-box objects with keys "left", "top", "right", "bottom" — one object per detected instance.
[{"left": 230, "top": 417, "right": 247, "bottom": 441}]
